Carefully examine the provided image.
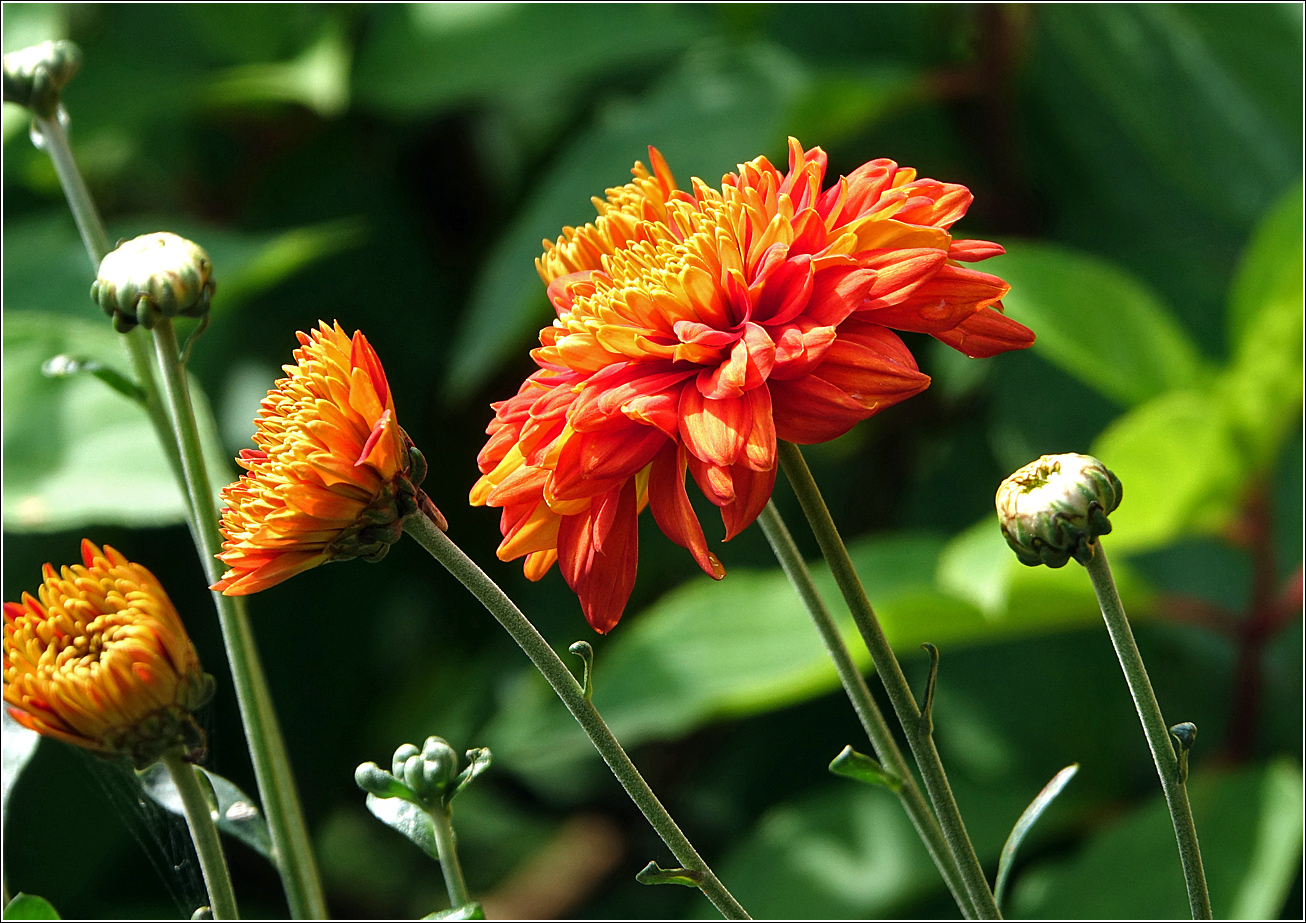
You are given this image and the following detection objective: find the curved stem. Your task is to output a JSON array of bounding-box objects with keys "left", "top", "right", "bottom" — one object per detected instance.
[
  {"left": 151, "top": 320, "right": 327, "bottom": 919},
  {"left": 1084, "top": 546, "right": 1212, "bottom": 919},
  {"left": 31, "top": 110, "right": 184, "bottom": 493},
  {"left": 428, "top": 804, "right": 472, "bottom": 910},
  {"left": 757, "top": 501, "right": 976, "bottom": 918},
  {"left": 778, "top": 442, "right": 1001, "bottom": 919},
  {"left": 403, "top": 512, "right": 750, "bottom": 920},
  {"left": 162, "top": 749, "right": 240, "bottom": 920}
]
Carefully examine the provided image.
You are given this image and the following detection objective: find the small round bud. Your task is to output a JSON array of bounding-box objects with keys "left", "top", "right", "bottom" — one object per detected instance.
[
  {"left": 92, "top": 233, "right": 214, "bottom": 332},
  {"left": 420, "top": 736, "right": 460, "bottom": 792},
  {"left": 390, "top": 742, "right": 420, "bottom": 778},
  {"left": 2, "top": 40, "right": 81, "bottom": 118},
  {"left": 996, "top": 453, "right": 1123, "bottom": 568}
]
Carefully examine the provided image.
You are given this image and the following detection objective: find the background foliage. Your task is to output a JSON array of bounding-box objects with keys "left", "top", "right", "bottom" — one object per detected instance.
[{"left": 3, "top": 4, "right": 1302, "bottom": 919}]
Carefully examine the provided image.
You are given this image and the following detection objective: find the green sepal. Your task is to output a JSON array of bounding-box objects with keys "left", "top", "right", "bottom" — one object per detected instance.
[{"left": 828, "top": 745, "right": 903, "bottom": 791}]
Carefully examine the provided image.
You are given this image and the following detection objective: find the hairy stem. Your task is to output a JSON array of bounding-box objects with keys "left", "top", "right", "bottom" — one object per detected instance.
[
  {"left": 757, "top": 501, "right": 976, "bottom": 918},
  {"left": 1084, "top": 546, "right": 1212, "bottom": 919},
  {"left": 162, "top": 749, "right": 240, "bottom": 920},
  {"left": 778, "top": 441, "right": 1000, "bottom": 919},
  {"left": 152, "top": 320, "right": 327, "bottom": 919},
  {"left": 404, "top": 511, "right": 750, "bottom": 920}
]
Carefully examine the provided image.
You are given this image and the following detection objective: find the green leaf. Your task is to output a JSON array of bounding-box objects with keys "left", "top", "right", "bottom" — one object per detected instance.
[
  {"left": 1090, "top": 388, "right": 1244, "bottom": 554},
  {"left": 2, "top": 893, "right": 60, "bottom": 920},
  {"left": 203, "top": 18, "right": 351, "bottom": 117},
  {"left": 1, "top": 711, "right": 41, "bottom": 834},
  {"left": 991, "top": 240, "right": 1206, "bottom": 407},
  {"left": 1228, "top": 182, "right": 1305, "bottom": 346},
  {"left": 2, "top": 312, "right": 232, "bottom": 532},
  {"left": 137, "top": 762, "right": 274, "bottom": 862},
  {"left": 994, "top": 764, "right": 1078, "bottom": 909},
  {"left": 443, "top": 41, "right": 809, "bottom": 402},
  {"left": 364, "top": 793, "right": 439, "bottom": 862},
  {"left": 353, "top": 4, "right": 700, "bottom": 115},
  {"left": 1, "top": 213, "right": 364, "bottom": 320},
  {"left": 1040, "top": 5, "right": 1301, "bottom": 225},
  {"left": 1220, "top": 185, "right": 1304, "bottom": 474},
  {"left": 486, "top": 531, "right": 1135, "bottom": 780},
  {"left": 1013, "top": 760, "right": 1304, "bottom": 919},
  {"left": 708, "top": 782, "right": 944, "bottom": 918}
]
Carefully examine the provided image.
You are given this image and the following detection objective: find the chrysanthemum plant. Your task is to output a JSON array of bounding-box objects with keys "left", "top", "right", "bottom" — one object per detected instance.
[{"left": 4, "top": 38, "right": 1220, "bottom": 922}]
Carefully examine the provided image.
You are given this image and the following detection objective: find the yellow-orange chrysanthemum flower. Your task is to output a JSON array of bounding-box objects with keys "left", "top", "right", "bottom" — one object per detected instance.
[
  {"left": 3, "top": 541, "right": 213, "bottom": 767},
  {"left": 213, "top": 321, "right": 445, "bottom": 595},
  {"left": 472, "top": 139, "right": 1034, "bottom": 633}
]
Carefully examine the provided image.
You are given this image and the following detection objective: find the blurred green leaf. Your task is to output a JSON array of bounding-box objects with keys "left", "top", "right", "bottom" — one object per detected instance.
[
  {"left": 2, "top": 214, "right": 365, "bottom": 319},
  {"left": 204, "top": 18, "right": 351, "bottom": 117},
  {"left": 2, "top": 893, "right": 60, "bottom": 921},
  {"left": 1040, "top": 5, "right": 1301, "bottom": 225},
  {"left": 444, "top": 41, "right": 809, "bottom": 401},
  {"left": 785, "top": 64, "right": 922, "bottom": 148},
  {"left": 138, "top": 762, "right": 274, "bottom": 862},
  {"left": 828, "top": 746, "right": 902, "bottom": 791},
  {"left": 2, "top": 312, "right": 231, "bottom": 532},
  {"left": 1228, "top": 182, "right": 1305, "bottom": 346},
  {"left": 1090, "top": 387, "right": 1243, "bottom": 554},
  {"left": 993, "top": 240, "right": 1207, "bottom": 407},
  {"left": 488, "top": 531, "right": 1138, "bottom": 776},
  {"left": 365, "top": 793, "right": 439, "bottom": 862},
  {"left": 354, "top": 4, "right": 700, "bottom": 115},
  {"left": 1013, "top": 760, "right": 1304, "bottom": 919},
  {"left": 705, "top": 782, "right": 943, "bottom": 918},
  {"left": 1219, "top": 185, "right": 1304, "bottom": 474},
  {"left": 2, "top": 711, "right": 41, "bottom": 835},
  {"left": 994, "top": 764, "right": 1078, "bottom": 909}
]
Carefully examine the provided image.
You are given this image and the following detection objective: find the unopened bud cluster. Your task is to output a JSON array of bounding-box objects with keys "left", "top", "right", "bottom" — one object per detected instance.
[
  {"left": 996, "top": 453, "right": 1123, "bottom": 568},
  {"left": 355, "top": 736, "right": 490, "bottom": 810}
]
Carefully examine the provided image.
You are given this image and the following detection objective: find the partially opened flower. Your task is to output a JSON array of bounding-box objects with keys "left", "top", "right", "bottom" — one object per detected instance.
[
  {"left": 213, "top": 321, "right": 445, "bottom": 596},
  {"left": 473, "top": 139, "right": 1034, "bottom": 632},
  {"left": 3, "top": 541, "right": 214, "bottom": 767}
]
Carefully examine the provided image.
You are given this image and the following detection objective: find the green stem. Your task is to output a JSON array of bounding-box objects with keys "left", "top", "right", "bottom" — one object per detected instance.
[
  {"left": 778, "top": 442, "right": 1000, "bottom": 919},
  {"left": 757, "top": 501, "right": 976, "bottom": 919},
  {"left": 151, "top": 320, "right": 327, "bottom": 919},
  {"left": 428, "top": 804, "right": 472, "bottom": 910},
  {"left": 1084, "top": 546, "right": 1212, "bottom": 919},
  {"left": 403, "top": 512, "right": 750, "bottom": 921},
  {"left": 30, "top": 109, "right": 185, "bottom": 494},
  {"left": 162, "top": 749, "right": 240, "bottom": 920}
]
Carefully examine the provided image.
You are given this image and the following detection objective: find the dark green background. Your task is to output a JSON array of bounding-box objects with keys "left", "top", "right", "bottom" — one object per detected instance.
[{"left": 3, "top": 4, "right": 1302, "bottom": 919}]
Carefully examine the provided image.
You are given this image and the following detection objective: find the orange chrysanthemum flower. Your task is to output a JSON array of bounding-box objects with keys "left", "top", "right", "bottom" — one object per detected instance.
[
  {"left": 213, "top": 321, "right": 445, "bottom": 596},
  {"left": 472, "top": 139, "right": 1034, "bottom": 632},
  {"left": 3, "top": 541, "right": 214, "bottom": 767}
]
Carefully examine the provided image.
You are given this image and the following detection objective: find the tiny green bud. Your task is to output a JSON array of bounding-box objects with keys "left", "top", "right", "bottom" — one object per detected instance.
[
  {"left": 92, "top": 233, "right": 214, "bottom": 332},
  {"left": 996, "top": 453, "right": 1123, "bottom": 568},
  {"left": 391, "top": 742, "right": 420, "bottom": 778},
  {"left": 2, "top": 40, "right": 81, "bottom": 118},
  {"left": 420, "top": 736, "right": 460, "bottom": 792}
]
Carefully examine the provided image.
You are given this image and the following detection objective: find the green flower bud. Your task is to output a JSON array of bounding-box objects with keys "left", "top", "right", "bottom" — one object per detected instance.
[
  {"left": 996, "top": 453, "right": 1123, "bottom": 568},
  {"left": 390, "top": 742, "right": 420, "bottom": 778},
  {"left": 2, "top": 40, "right": 81, "bottom": 118},
  {"left": 92, "top": 233, "right": 214, "bottom": 332}
]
